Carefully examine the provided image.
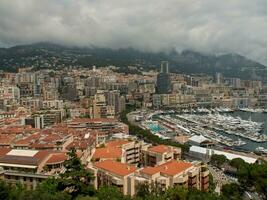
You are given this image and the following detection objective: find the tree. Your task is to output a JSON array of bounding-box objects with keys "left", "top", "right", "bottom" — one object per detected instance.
[
  {"left": 96, "top": 186, "right": 129, "bottom": 200},
  {"left": 210, "top": 154, "right": 227, "bottom": 168},
  {"left": 249, "top": 162, "right": 267, "bottom": 197},
  {"left": 187, "top": 188, "right": 219, "bottom": 200},
  {"left": 208, "top": 173, "right": 216, "bottom": 193},
  {"left": 33, "top": 178, "right": 72, "bottom": 200},
  {"left": 75, "top": 196, "right": 98, "bottom": 200},
  {"left": 135, "top": 183, "right": 150, "bottom": 198},
  {"left": 57, "top": 149, "right": 95, "bottom": 198},
  {"left": 135, "top": 182, "right": 164, "bottom": 200},
  {"left": 229, "top": 158, "right": 245, "bottom": 169},
  {"left": 163, "top": 186, "right": 188, "bottom": 200},
  {"left": 7, "top": 184, "right": 28, "bottom": 200},
  {"left": 221, "top": 183, "right": 244, "bottom": 200},
  {"left": 18, "top": 189, "right": 71, "bottom": 200},
  {"left": 0, "top": 181, "right": 10, "bottom": 200},
  {"left": 236, "top": 163, "right": 252, "bottom": 187}
]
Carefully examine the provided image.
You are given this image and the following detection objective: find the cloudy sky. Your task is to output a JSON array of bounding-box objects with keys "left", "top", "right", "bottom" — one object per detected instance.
[{"left": 0, "top": 0, "right": 267, "bottom": 64}]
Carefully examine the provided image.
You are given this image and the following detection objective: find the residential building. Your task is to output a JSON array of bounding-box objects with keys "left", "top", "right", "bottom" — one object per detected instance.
[
  {"left": 0, "top": 149, "right": 67, "bottom": 189},
  {"left": 141, "top": 145, "right": 181, "bottom": 167},
  {"left": 90, "top": 160, "right": 137, "bottom": 196}
]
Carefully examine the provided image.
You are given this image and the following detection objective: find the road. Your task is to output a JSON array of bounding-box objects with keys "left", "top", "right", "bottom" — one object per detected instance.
[{"left": 208, "top": 165, "right": 237, "bottom": 194}]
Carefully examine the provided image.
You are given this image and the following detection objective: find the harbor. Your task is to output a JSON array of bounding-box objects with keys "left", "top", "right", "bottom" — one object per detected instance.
[
  {"left": 178, "top": 113, "right": 266, "bottom": 143},
  {"left": 134, "top": 108, "right": 267, "bottom": 152},
  {"left": 226, "top": 111, "right": 267, "bottom": 151}
]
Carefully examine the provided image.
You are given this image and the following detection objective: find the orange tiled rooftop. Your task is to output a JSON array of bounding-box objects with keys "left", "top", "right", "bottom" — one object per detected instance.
[
  {"left": 93, "top": 147, "right": 122, "bottom": 160},
  {"left": 94, "top": 160, "right": 136, "bottom": 176},
  {"left": 106, "top": 139, "right": 131, "bottom": 148},
  {"left": 141, "top": 160, "right": 193, "bottom": 176},
  {"left": 148, "top": 144, "right": 172, "bottom": 154},
  {"left": 46, "top": 153, "right": 67, "bottom": 164}
]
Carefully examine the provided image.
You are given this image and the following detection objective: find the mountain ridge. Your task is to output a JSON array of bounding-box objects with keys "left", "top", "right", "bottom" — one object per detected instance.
[{"left": 0, "top": 43, "right": 266, "bottom": 82}]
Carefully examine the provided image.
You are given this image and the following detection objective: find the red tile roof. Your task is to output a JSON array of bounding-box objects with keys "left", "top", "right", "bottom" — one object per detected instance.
[
  {"left": 148, "top": 145, "right": 172, "bottom": 154},
  {"left": 94, "top": 160, "right": 136, "bottom": 176},
  {"left": 92, "top": 147, "right": 122, "bottom": 160},
  {"left": 0, "top": 150, "right": 51, "bottom": 166},
  {"left": 141, "top": 160, "right": 193, "bottom": 176},
  {"left": 33, "top": 150, "right": 51, "bottom": 162},
  {"left": 71, "top": 118, "right": 118, "bottom": 123},
  {"left": 106, "top": 140, "right": 131, "bottom": 148},
  {"left": 46, "top": 153, "right": 67, "bottom": 164},
  {"left": 66, "top": 140, "right": 91, "bottom": 150},
  {"left": 0, "top": 134, "right": 16, "bottom": 145},
  {"left": 0, "top": 148, "right": 11, "bottom": 157}
]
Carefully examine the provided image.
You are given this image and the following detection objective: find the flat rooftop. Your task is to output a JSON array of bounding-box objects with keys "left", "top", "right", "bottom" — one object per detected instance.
[{"left": 7, "top": 149, "right": 39, "bottom": 157}]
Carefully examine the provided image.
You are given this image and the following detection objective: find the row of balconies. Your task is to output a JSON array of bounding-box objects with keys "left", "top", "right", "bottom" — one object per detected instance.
[
  {"left": 126, "top": 153, "right": 139, "bottom": 160},
  {"left": 175, "top": 175, "right": 188, "bottom": 184},
  {"left": 188, "top": 169, "right": 198, "bottom": 177},
  {"left": 97, "top": 173, "right": 123, "bottom": 186},
  {"left": 201, "top": 176, "right": 209, "bottom": 185},
  {"left": 200, "top": 170, "right": 209, "bottom": 178},
  {"left": 188, "top": 176, "right": 197, "bottom": 185},
  {"left": 201, "top": 183, "right": 209, "bottom": 191}
]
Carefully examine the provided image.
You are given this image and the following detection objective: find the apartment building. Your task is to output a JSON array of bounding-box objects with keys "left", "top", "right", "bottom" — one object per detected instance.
[
  {"left": 90, "top": 159, "right": 209, "bottom": 196},
  {"left": 141, "top": 144, "right": 181, "bottom": 167},
  {"left": 42, "top": 100, "right": 63, "bottom": 110},
  {"left": 90, "top": 160, "right": 137, "bottom": 196},
  {"left": 138, "top": 160, "right": 209, "bottom": 191},
  {"left": 91, "top": 139, "right": 146, "bottom": 165},
  {"left": 0, "top": 149, "right": 67, "bottom": 189},
  {"left": 13, "top": 132, "right": 73, "bottom": 151},
  {"left": 68, "top": 118, "right": 129, "bottom": 135}
]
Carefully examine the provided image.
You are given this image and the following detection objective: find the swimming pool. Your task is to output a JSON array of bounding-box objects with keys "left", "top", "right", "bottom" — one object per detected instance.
[{"left": 148, "top": 123, "right": 165, "bottom": 133}]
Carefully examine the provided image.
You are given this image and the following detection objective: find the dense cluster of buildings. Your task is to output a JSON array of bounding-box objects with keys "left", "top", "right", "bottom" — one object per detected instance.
[
  {"left": 153, "top": 63, "right": 265, "bottom": 109},
  {"left": 0, "top": 62, "right": 266, "bottom": 119},
  {"left": 0, "top": 62, "right": 266, "bottom": 196},
  {"left": 0, "top": 118, "right": 209, "bottom": 196}
]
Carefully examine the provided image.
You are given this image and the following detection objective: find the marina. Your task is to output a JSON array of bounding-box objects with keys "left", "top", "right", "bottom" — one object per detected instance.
[
  {"left": 158, "top": 114, "right": 246, "bottom": 147},
  {"left": 178, "top": 113, "right": 267, "bottom": 143},
  {"left": 178, "top": 107, "right": 267, "bottom": 114},
  {"left": 226, "top": 111, "right": 267, "bottom": 151},
  {"left": 136, "top": 108, "right": 267, "bottom": 152}
]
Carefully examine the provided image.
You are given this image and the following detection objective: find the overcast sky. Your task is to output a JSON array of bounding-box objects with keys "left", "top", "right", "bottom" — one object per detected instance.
[{"left": 0, "top": 0, "right": 267, "bottom": 64}]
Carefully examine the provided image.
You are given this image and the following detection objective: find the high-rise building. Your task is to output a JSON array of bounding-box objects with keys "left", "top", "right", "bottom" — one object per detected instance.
[
  {"left": 161, "top": 61, "right": 169, "bottom": 73},
  {"left": 156, "top": 61, "right": 171, "bottom": 94},
  {"left": 90, "top": 91, "right": 115, "bottom": 119},
  {"left": 230, "top": 78, "right": 241, "bottom": 88},
  {"left": 215, "top": 72, "right": 224, "bottom": 85},
  {"left": 104, "top": 90, "right": 125, "bottom": 115}
]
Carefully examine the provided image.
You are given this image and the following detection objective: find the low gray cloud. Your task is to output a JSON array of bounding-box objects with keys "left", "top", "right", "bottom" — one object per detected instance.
[{"left": 0, "top": 0, "right": 267, "bottom": 64}]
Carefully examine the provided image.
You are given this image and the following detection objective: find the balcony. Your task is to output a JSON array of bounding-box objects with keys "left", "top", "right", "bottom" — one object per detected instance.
[
  {"left": 111, "top": 176, "right": 123, "bottom": 185},
  {"left": 188, "top": 177, "right": 197, "bottom": 185},
  {"left": 188, "top": 170, "right": 198, "bottom": 177},
  {"left": 201, "top": 176, "right": 209, "bottom": 184},
  {"left": 126, "top": 154, "right": 136, "bottom": 159},
  {"left": 174, "top": 175, "right": 188, "bottom": 184},
  {"left": 201, "top": 170, "right": 209, "bottom": 178},
  {"left": 201, "top": 183, "right": 209, "bottom": 191},
  {"left": 156, "top": 176, "right": 168, "bottom": 186}
]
